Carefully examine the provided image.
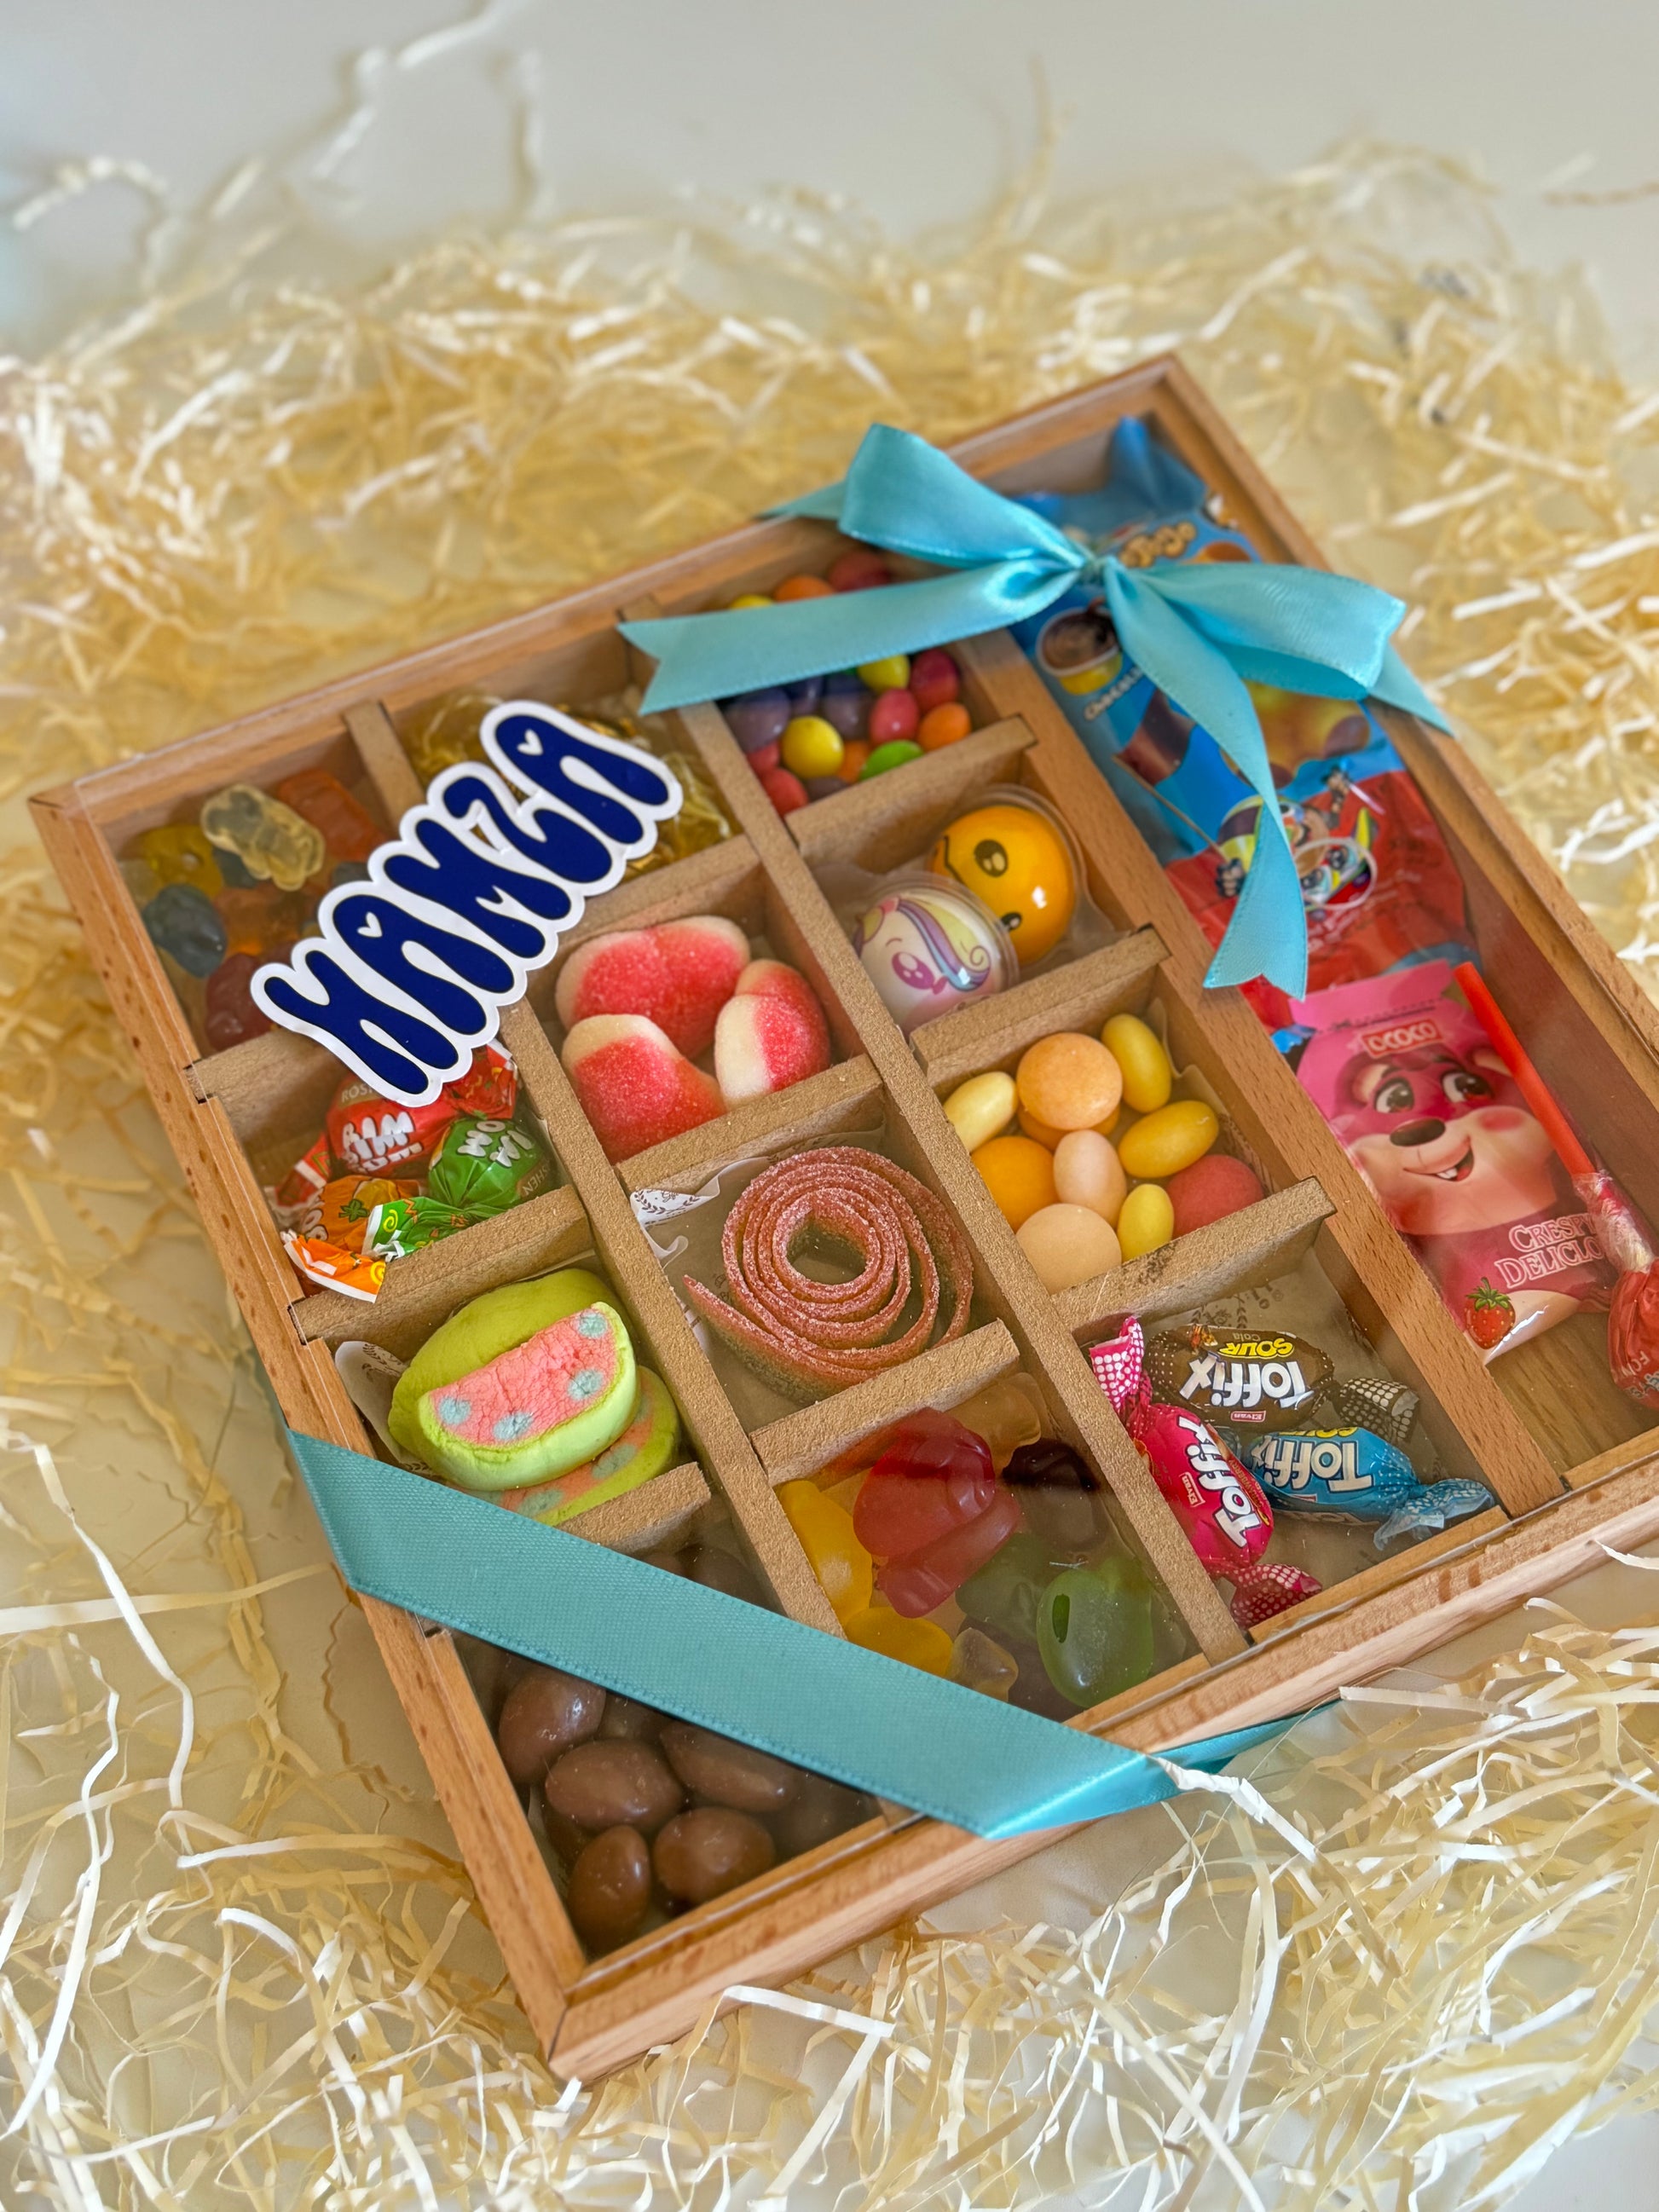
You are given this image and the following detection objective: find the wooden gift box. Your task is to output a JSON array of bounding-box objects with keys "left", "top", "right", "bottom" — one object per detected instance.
[{"left": 32, "top": 357, "right": 1659, "bottom": 2078}]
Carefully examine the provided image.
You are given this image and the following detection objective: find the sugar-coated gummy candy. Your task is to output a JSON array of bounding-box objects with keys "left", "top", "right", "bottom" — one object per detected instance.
[
  {"left": 1016, "top": 1033, "right": 1124, "bottom": 1134},
  {"left": 827, "top": 549, "right": 892, "bottom": 592},
  {"left": 136, "top": 823, "right": 223, "bottom": 895},
  {"left": 555, "top": 915, "right": 749, "bottom": 1058},
  {"left": 1116, "top": 1182, "right": 1175, "bottom": 1262},
  {"left": 1165, "top": 1153, "right": 1265, "bottom": 1234},
  {"left": 1051, "top": 1129, "right": 1125, "bottom": 1224},
  {"left": 723, "top": 689, "right": 792, "bottom": 754},
  {"left": 772, "top": 573, "right": 835, "bottom": 601},
  {"left": 857, "top": 655, "right": 910, "bottom": 692},
  {"left": 203, "top": 951, "right": 273, "bottom": 1049},
  {"left": 844, "top": 1607, "right": 953, "bottom": 1673},
  {"left": 143, "top": 883, "right": 228, "bottom": 977},
  {"left": 970, "top": 1133, "right": 1057, "bottom": 1230},
  {"left": 945, "top": 1070, "right": 1017, "bottom": 1152},
  {"left": 759, "top": 765, "right": 808, "bottom": 814},
  {"left": 714, "top": 960, "right": 830, "bottom": 1105},
  {"left": 1037, "top": 1558, "right": 1155, "bottom": 1707},
  {"left": 1101, "top": 1014, "right": 1173, "bottom": 1113},
  {"left": 199, "top": 783, "right": 327, "bottom": 891},
  {"left": 868, "top": 689, "right": 920, "bottom": 745},
  {"left": 909, "top": 648, "right": 961, "bottom": 716},
  {"left": 917, "top": 702, "right": 972, "bottom": 750},
  {"left": 273, "top": 766, "right": 382, "bottom": 863},
  {"left": 778, "top": 1481, "right": 872, "bottom": 1624},
  {"left": 779, "top": 715, "right": 845, "bottom": 780},
  {"left": 949, "top": 1624, "right": 1018, "bottom": 1700},
  {"left": 562, "top": 1014, "right": 725, "bottom": 1162},
  {"left": 858, "top": 739, "right": 923, "bottom": 778},
  {"left": 1015, "top": 1202, "right": 1122, "bottom": 1292},
  {"left": 1116, "top": 1099, "right": 1219, "bottom": 1181}
]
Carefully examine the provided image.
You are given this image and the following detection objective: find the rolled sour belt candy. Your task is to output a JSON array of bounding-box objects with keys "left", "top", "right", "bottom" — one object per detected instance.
[
  {"left": 1090, "top": 1317, "right": 1321, "bottom": 1631},
  {"left": 684, "top": 1146, "right": 974, "bottom": 1401}
]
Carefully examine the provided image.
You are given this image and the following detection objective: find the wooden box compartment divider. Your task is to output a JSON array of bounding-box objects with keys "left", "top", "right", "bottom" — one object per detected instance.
[{"left": 32, "top": 356, "right": 1659, "bottom": 2078}]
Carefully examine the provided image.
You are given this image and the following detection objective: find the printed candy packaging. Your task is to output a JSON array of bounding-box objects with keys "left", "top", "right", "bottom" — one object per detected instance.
[{"left": 1288, "top": 961, "right": 1614, "bottom": 1358}]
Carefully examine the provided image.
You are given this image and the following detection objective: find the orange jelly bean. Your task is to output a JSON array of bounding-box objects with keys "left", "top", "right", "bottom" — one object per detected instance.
[{"left": 917, "top": 702, "right": 972, "bottom": 750}]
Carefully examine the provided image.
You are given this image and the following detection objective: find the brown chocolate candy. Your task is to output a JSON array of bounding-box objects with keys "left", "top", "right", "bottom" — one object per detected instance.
[
  {"left": 768, "top": 1773, "right": 876, "bottom": 1858},
  {"left": 544, "top": 1740, "right": 684, "bottom": 1835},
  {"left": 683, "top": 1544, "right": 766, "bottom": 1605},
  {"left": 597, "top": 1694, "right": 665, "bottom": 1742},
  {"left": 1145, "top": 1325, "right": 1332, "bottom": 1432},
  {"left": 659, "top": 1722, "right": 801, "bottom": 1813},
  {"left": 567, "top": 1825, "right": 653, "bottom": 1951},
  {"left": 653, "top": 1808, "right": 776, "bottom": 1905},
  {"left": 497, "top": 1666, "right": 607, "bottom": 1788}
]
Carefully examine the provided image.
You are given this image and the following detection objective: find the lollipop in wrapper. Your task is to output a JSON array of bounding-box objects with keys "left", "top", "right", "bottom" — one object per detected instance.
[{"left": 1090, "top": 1317, "right": 1321, "bottom": 1630}]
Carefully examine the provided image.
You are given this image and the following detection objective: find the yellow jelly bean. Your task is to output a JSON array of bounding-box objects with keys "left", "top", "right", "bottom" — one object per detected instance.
[
  {"left": 846, "top": 1607, "right": 954, "bottom": 1674},
  {"left": 856, "top": 653, "right": 910, "bottom": 692},
  {"left": 1101, "top": 1013, "right": 1173, "bottom": 1113},
  {"left": 779, "top": 714, "right": 845, "bottom": 780},
  {"left": 1116, "top": 1098, "right": 1219, "bottom": 1180},
  {"left": 1117, "top": 1181, "right": 1176, "bottom": 1261},
  {"left": 729, "top": 592, "right": 773, "bottom": 609},
  {"left": 945, "top": 1070, "right": 1017, "bottom": 1152},
  {"left": 778, "top": 1480, "right": 872, "bottom": 1624}
]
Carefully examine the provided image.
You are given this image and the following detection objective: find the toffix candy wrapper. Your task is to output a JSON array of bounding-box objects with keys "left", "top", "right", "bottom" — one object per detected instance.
[
  {"left": 1287, "top": 961, "right": 1616, "bottom": 1358},
  {"left": 1009, "top": 419, "right": 1475, "bottom": 1033},
  {"left": 1248, "top": 1428, "right": 1494, "bottom": 1548}
]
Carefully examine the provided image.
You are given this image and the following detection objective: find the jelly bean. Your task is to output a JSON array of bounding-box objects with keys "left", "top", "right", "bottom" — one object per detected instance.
[
  {"left": 858, "top": 656, "right": 910, "bottom": 692},
  {"left": 214, "top": 884, "right": 292, "bottom": 956},
  {"left": 950, "top": 1625, "right": 1018, "bottom": 1700},
  {"left": 957, "top": 1531, "right": 1066, "bottom": 1646},
  {"left": 568, "top": 1825, "right": 652, "bottom": 1949},
  {"left": 837, "top": 741, "right": 870, "bottom": 783},
  {"left": 778, "top": 1480, "right": 872, "bottom": 1625},
  {"left": 729, "top": 592, "right": 773, "bottom": 609},
  {"left": 659, "top": 1721, "right": 800, "bottom": 1812},
  {"left": 803, "top": 776, "right": 843, "bottom": 802},
  {"left": 970, "top": 1133, "right": 1057, "bottom": 1231},
  {"left": 828, "top": 549, "right": 892, "bottom": 592},
  {"left": 818, "top": 687, "right": 870, "bottom": 742},
  {"left": 203, "top": 953, "right": 274, "bottom": 1050},
  {"left": 910, "top": 648, "right": 961, "bottom": 716},
  {"left": 1037, "top": 1559, "right": 1155, "bottom": 1707},
  {"left": 723, "top": 689, "right": 792, "bottom": 754},
  {"left": 654, "top": 1807, "right": 776, "bottom": 1903},
  {"left": 779, "top": 715, "right": 845, "bottom": 780},
  {"left": 1016, "top": 1034, "right": 1124, "bottom": 1133},
  {"left": 917, "top": 702, "right": 972, "bottom": 750},
  {"left": 136, "top": 823, "right": 223, "bottom": 895},
  {"left": 759, "top": 765, "right": 808, "bottom": 815},
  {"left": 878, "top": 1485, "right": 1021, "bottom": 1615},
  {"left": 199, "top": 783, "right": 326, "bottom": 892},
  {"left": 1015, "top": 1203, "right": 1121, "bottom": 1293},
  {"left": 497, "top": 1666, "right": 606, "bottom": 1788},
  {"left": 853, "top": 1412, "right": 995, "bottom": 1557},
  {"left": 858, "top": 739, "right": 923, "bottom": 778},
  {"left": 748, "top": 740, "right": 781, "bottom": 775},
  {"left": 1117, "top": 1182, "right": 1175, "bottom": 1261},
  {"left": 951, "top": 1373, "right": 1044, "bottom": 1471},
  {"left": 545, "top": 1741, "right": 683, "bottom": 1834},
  {"left": 1052, "top": 1129, "right": 1126, "bottom": 1224},
  {"left": 121, "top": 856, "right": 161, "bottom": 907},
  {"left": 274, "top": 766, "right": 381, "bottom": 863},
  {"left": 143, "top": 883, "right": 228, "bottom": 978},
  {"left": 844, "top": 1607, "right": 953, "bottom": 1673},
  {"left": 944, "top": 1070, "right": 1016, "bottom": 1152},
  {"left": 1019, "top": 1102, "right": 1119, "bottom": 1148},
  {"left": 868, "top": 688, "right": 921, "bottom": 745},
  {"left": 785, "top": 674, "right": 824, "bottom": 711},
  {"left": 773, "top": 574, "right": 835, "bottom": 601},
  {"left": 1116, "top": 1099, "right": 1219, "bottom": 1181},
  {"left": 1165, "top": 1153, "right": 1264, "bottom": 1233},
  {"left": 1101, "top": 1014, "right": 1173, "bottom": 1114}
]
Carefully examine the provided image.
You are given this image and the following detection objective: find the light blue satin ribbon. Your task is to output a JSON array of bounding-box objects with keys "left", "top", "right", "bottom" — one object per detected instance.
[
  {"left": 290, "top": 1429, "right": 1302, "bottom": 1839},
  {"left": 619, "top": 424, "right": 1450, "bottom": 998}
]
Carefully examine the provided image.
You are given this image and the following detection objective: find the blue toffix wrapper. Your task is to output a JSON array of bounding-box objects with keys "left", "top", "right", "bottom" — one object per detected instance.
[{"left": 1246, "top": 1427, "right": 1494, "bottom": 1548}]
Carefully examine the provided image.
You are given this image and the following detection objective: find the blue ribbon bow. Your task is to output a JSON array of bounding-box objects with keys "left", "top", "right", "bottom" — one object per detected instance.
[{"left": 620, "top": 424, "right": 1450, "bottom": 998}]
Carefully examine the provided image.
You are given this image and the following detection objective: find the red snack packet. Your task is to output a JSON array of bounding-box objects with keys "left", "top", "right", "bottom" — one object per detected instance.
[
  {"left": 321, "top": 1044, "right": 517, "bottom": 1178},
  {"left": 1090, "top": 1318, "right": 1319, "bottom": 1630},
  {"left": 1290, "top": 962, "right": 1614, "bottom": 1358}
]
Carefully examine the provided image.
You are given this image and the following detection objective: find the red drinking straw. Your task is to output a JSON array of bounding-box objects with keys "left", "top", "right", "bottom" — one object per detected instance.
[{"left": 1453, "top": 961, "right": 1593, "bottom": 1180}]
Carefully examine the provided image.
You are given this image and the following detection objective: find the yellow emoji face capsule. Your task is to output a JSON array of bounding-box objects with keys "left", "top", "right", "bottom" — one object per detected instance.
[{"left": 927, "top": 800, "right": 1078, "bottom": 965}]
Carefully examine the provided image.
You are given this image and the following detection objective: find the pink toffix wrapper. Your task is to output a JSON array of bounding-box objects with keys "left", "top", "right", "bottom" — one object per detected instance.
[{"left": 1090, "top": 1318, "right": 1320, "bottom": 1631}]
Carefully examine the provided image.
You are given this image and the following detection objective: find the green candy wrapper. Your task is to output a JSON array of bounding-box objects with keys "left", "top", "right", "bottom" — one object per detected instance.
[
  {"left": 363, "top": 1194, "right": 479, "bottom": 1261},
  {"left": 427, "top": 1115, "right": 552, "bottom": 1216}
]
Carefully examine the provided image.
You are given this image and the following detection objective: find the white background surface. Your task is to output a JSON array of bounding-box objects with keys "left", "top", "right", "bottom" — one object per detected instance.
[{"left": 6, "top": 5, "right": 1659, "bottom": 2205}]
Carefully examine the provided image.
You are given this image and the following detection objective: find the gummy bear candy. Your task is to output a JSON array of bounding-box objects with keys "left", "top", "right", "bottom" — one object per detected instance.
[
  {"left": 136, "top": 823, "right": 223, "bottom": 896},
  {"left": 214, "top": 884, "right": 295, "bottom": 957},
  {"left": 204, "top": 952, "right": 274, "bottom": 1049},
  {"left": 143, "top": 884, "right": 228, "bottom": 978},
  {"left": 199, "top": 783, "right": 326, "bottom": 892},
  {"left": 949, "top": 1624, "right": 1018, "bottom": 1700},
  {"left": 274, "top": 767, "right": 382, "bottom": 864}
]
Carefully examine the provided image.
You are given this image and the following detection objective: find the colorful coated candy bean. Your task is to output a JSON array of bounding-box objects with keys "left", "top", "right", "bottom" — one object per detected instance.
[
  {"left": 859, "top": 738, "right": 923, "bottom": 778},
  {"left": 917, "top": 702, "right": 972, "bottom": 750},
  {"left": 780, "top": 715, "right": 845, "bottom": 780},
  {"left": 857, "top": 654, "right": 910, "bottom": 693},
  {"left": 909, "top": 648, "right": 962, "bottom": 715},
  {"left": 1101, "top": 1014, "right": 1173, "bottom": 1114},
  {"left": 1116, "top": 1182, "right": 1176, "bottom": 1262},
  {"left": 1051, "top": 1129, "right": 1125, "bottom": 1224},
  {"left": 1015, "top": 1203, "right": 1121, "bottom": 1293},
  {"left": 970, "top": 1134, "right": 1057, "bottom": 1230},
  {"left": 945, "top": 1069, "right": 1017, "bottom": 1152},
  {"left": 1116, "top": 1100, "right": 1219, "bottom": 1180}
]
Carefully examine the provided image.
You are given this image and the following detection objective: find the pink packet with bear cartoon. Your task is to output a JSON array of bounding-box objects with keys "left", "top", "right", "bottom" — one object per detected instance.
[{"left": 1288, "top": 961, "right": 1613, "bottom": 1360}]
